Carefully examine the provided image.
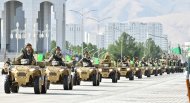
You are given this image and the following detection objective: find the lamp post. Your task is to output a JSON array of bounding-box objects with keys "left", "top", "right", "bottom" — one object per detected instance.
[
  {"left": 10, "top": 22, "right": 26, "bottom": 54},
  {"left": 69, "top": 9, "right": 96, "bottom": 58},
  {"left": 87, "top": 17, "right": 112, "bottom": 35}
]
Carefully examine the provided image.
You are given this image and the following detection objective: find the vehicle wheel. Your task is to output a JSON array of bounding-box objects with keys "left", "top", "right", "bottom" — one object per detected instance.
[
  {"left": 99, "top": 74, "right": 102, "bottom": 82},
  {"left": 47, "top": 81, "right": 50, "bottom": 89},
  {"left": 69, "top": 75, "right": 73, "bottom": 90},
  {"left": 73, "top": 74, "right": 80, "bottom": 85},
  {"left": 129, "top": 71, "right": 134, "bottom": 80},
  {"left": 159, "top": 70, "right": 163, "bottom": 75},
  {"left": 154, "top": 70, "right": 158, "bottom": 76},
  {"left": 63, "top": 75, "right": 69, "bottom": 90},
  {"left": 166, "top": 69, "right": 170, "bottom": 74},
  {"left": 41, "top": 76, "right": 47, "bottom": 94},
  {"left": 11, "top": 85, "right": 19, "bottom": 93},
  {"left": 92, "top": 74, "right": 98, "bottom": 86},
  {"left": 112, "top": 72, "right": 118, "bottom": 83},
  {"left": 4, "top": 75, "right": 11, "bottom": 94},
  {"left": 117, "top": 72, "right": 120, "bottom": 80},
  {"left": 147, "top": 70, "right": 151, "bottom": 77},
  {"left": 138, "top": 71, "right": 142, "bottom": 79},
  {"left": 34, "top": 76, "right": 42, "bottom": 94},
  {"left": 171, "top": 69, "right": 175, "bottom": 74}
]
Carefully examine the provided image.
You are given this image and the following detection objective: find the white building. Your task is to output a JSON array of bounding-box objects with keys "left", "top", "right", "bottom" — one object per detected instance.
[
  {"left": 104, "top": 22, "right": 168, "bottom": 51},
  {"left": 0, "top": 0, "right": 66, "bottom": 52},
  {"left": 66, "top": 24, "right": 83, "bottom": 46}
]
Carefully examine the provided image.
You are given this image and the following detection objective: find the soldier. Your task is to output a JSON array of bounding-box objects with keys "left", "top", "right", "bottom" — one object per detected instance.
[
  {"left": 16, "top": 43, "right": 36, "bottom": 65},
  {"left": 79, "top": 51, "right": 93, "bottom": 67},
  {"left": 101, "top": 52, "right": 112, "bottom": 66},
  {"left": 122, "top": 56, "right": 130, "bottom": 66},
  {"left": 141, "top": 57, "right": 147, "bottom": 67},
  {"left": 48, "top": 46, "right": 65, "bottom": 66},
  {"left": 134, "top": 57, "right": 139, "bottom": 67}
]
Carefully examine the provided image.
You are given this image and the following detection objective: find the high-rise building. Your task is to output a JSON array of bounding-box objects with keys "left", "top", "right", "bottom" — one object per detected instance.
[
  {"left": 0, "top": 0, "right": 66, "bottom": 52},
  {"left": 104, "top": 22, "right": 168, "bottom": 51},
  {"left": 66, "top": 24, "right": 83, "bottom": 46}
]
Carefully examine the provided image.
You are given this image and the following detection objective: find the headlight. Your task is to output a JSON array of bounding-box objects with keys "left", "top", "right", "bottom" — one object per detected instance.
[
  {"left": 77, "top": 69, "right": 81, "bottom": 73},
  {"left": 136, "top": 68, "right": 139, "bottom": 71},
  {"left": 118, "top": 68, "right": 121, "bottom": 71},
  {"left": 158, "top": 67, "right": 161, "bottom": 70},
  {"left": 153, "top": 67, "right": 156, "bottom": 70},
  {"left": 109, "top": 69, "right": 113, "bottom": 72},
  {"left": 99, "top": 69, "right": 102, "bottom": 72},
  {"left": 146, "top": 68, "right": 149, "bottom": 70},
  {"left": 29, "top": 68, "right": 35, "bottom": 72},
  {"left": 127, "top": 68, "right": 130, "bottom": 71}
]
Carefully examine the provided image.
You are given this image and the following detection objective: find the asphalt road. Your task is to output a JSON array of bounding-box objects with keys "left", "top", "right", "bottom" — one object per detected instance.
[{"left": 0, "top": 73, "right": 188, "bottom": 103}]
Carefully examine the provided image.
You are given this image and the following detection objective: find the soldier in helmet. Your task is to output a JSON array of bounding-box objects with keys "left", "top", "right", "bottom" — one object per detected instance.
[
  {"left": 48, "top": 46, "right": 65, "bottom": 66},
  {"left": 134, "top": 57, "right": 139, "bottom": 67},
  {"left": 16, "top": 43, "right": 36, "bottom": 65},
  {"left": 101, "top": 52, "right": 112, "bottom": 66},
  {"left": 122, "top": 56, "right": 130, "bottom": 66},
  {"left": 79, "top": 51, "right": 93, "bottom": 67}
]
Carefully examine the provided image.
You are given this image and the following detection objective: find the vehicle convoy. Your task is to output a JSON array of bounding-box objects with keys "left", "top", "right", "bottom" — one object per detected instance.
[
  {"left": 117, "top": 56, "right": 134, "bottom": 80},
  {"left": 45, "top": 46, "right": 73, "bottom": 90},
  {"left": 2, "top": 43, "right": 47, "bottom": 94},
  {"left": 73, "top": 51, "right": 101, "bottom": 86},
  {"left": 98, "top": 53, "right": 120, "bottom": 83}
]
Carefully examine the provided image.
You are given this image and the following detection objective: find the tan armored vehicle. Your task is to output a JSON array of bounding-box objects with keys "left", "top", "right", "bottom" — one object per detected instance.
[
  {"left": 73, "top": 60, "right": 101, "bottom": 86},
  {"left": 117, "top": 61, "right": 134, "bottom": 80},
  {"left": 3, "top": 59, "right": 47, "bottom": 94},
  {"left": 46, "top": 61, "right": 73, "bottom": 90}
]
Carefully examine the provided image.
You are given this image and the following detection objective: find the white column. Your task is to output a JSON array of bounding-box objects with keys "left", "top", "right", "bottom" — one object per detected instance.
[
  {"left": 1, "top": 10, "right": 7, "bottom": 52},
  {"left": 43, "top": 2, "right": 51, "bottom": 52},
  {"left": 23, "top": 2, "right": 39, "bottom": 51},
  {"left": 54, "top": 2, "right": 66, "bottom": 51}
]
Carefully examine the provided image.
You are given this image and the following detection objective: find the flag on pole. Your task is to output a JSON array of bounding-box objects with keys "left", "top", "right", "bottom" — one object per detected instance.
[
  {"left": 65, "top": 55, "right": 72, "bottom": 62},
  {"left": 37, "top": 54, "right": 44, "bottom": 62},
  {"left": 171, "top": 45, "right": 181, "bottom": 54}
]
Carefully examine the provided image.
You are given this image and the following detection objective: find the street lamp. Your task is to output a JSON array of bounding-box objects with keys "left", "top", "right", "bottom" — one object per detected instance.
[
  {"left": 69, "top": 8, "right": 97, "bottom": 58},
  {"left": 87, "top": 17, "right": 112, "bottom": 34},
  {"left": 36, "top": 24, "right": 51, "bottom": 53},
  {"left": 10, "top": 22, "right": 26, "bottom": 54}
]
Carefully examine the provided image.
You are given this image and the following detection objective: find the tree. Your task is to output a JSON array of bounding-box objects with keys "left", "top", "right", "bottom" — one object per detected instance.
[
  {"left": 50, "top": 40, "right": 56, "bottom": 51},
  {"left": 108, "top": 32, "right": 137, "bottom": 60},
  {"left": 144, "top": 38, "right": 162, "bottom": 59}
]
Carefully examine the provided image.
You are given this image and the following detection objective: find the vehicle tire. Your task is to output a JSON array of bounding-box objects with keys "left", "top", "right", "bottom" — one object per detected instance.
[
  {"left": 171, "top": 69, "right": 175, "bottom": 74},
  {"left": 147, "top": 70, "right": 151, "bottom": 77},
  {"left": 34, "top": 76, "right": 42, "bottom": 94},
  {"left": 69, "top": 76, "right": 73, "bottom": 90},
  {"left": 138, "top": 71, "right": 142, "bottom": 79},
  {"left": 117, "top": 72, "right": 120, "bottom": 80},
  {"left": 11, "top": 85, "right": 19, "bottom": 93},
  {"left": 63, "top": 75, "right": 69, "bottom": 90},
  {"left": 112, "top": 72, "right": 118, "bottom": 83},
  {"left": 99, "top": 74, "right": 102, "bottom": 82},
  {"left": 159, "top": 70, "right": 163, "bottom": 75},
  {"left": 154, "top": 70, "right": 158, "bottom": 76},
  {"left": 73, "top": 74, "right": 80, "bottom": 85},
  {"left": 41, "top": 76, "right": 47, "bottom": 94},
  {"left": 166, "top": 69, "right": 170, "bottom": 74},
  {"left": 4, "top": 75, "right": 11, "bottom": 94},
  {"left": 129, "top": 71, "right": 134, "bottom": 80},
  {"left": 92, "top": 74, "right": 98, "bottom": 86},
  {"left": 47, "top": 81, "right": 50, "bottom": 89}
]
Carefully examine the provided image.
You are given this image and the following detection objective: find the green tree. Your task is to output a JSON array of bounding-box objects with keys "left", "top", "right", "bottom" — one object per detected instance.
[{"left": 51, "top": 40, "right": 56, "bottom": 51}]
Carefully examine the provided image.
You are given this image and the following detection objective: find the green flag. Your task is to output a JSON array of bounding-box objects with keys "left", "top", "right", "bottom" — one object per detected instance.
[
  {"left": 37, "top": 54, "right": 44, "bottom": 62},
  {"left": 65, "top": 55, "right": 72, "bottom": 62},
  {"left": 171, "top": 46, "right": 181, "bottom": 54},
  {"left": 93, "top": 57, "right": 99, "bottom": 64}
]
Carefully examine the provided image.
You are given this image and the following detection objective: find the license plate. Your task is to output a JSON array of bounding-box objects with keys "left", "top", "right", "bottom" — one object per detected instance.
[
  {"left": 17, "top": 72, "right": 26, "bottom": 77},
  {"left": 49, "top": 72, "right": 57, "bottom": 76},
  {"left": 103, "top": 74, "right": 108, "bottom": 77},
  {"left": 81, "top": 72, "right": 87, "bottom": 74}
]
